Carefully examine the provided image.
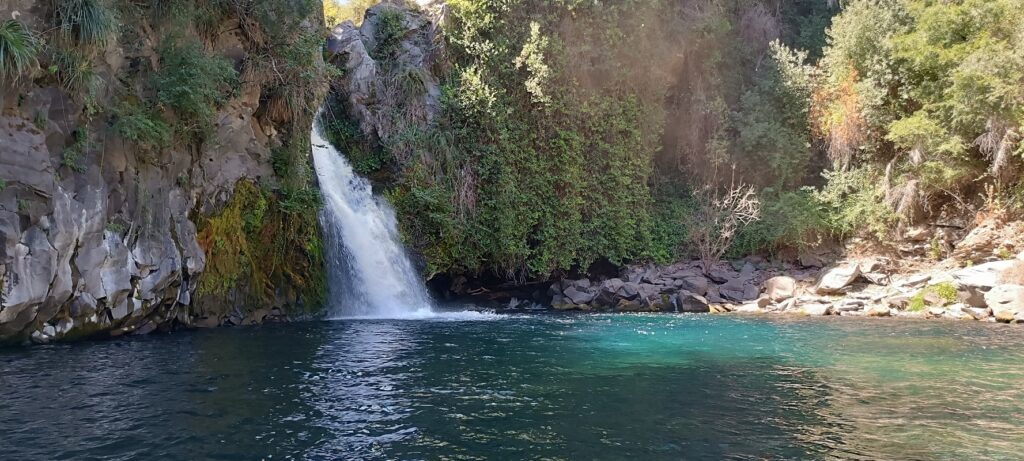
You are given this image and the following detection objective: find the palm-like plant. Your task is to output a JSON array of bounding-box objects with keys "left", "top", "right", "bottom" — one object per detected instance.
[
  {"left": 0, "top": 19, "right": 41, "bottom": 84},
  {"left": 54, "top": 0, "right": 117, "bottom": 46}
]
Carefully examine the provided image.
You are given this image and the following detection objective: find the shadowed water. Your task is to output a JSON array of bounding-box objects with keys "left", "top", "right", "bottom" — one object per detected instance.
[{"left": 2, "top": 314, "right": 1024, "bottom": 460}]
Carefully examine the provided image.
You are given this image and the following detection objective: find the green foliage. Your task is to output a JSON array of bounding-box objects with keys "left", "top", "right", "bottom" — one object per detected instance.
[
  {"left": 61, "top": 128, "right": 91, "bottom": 173},
  {"left": 111, "top": 100, "right": 171, "bottom": 151},
  {"left": 816, "top": 167, "right": 899, "bottom": 239},
  {"left": 370, "top": 8, "right": 405, "bottom": 62},
  {"left": 0, "top": 19, "right": 40, "bottom": 83},
  {"left": 322, "top": 105, "right": 385, "bottom": 175},
  {"left": 52, "top": 48, "right": 99, "bottom": 95},
  {"left": 198, "top": 180, "right": 325, "bottom": 309},
  {"left": 323, "top": 0, "right": 379, "bottom": 25},
  {"left": 816, "top": 0, "right": 1024, "bottom": 226},
  {"left": 730, "top": 188, "right": 832, "bottom": 257},
  {"left": 152, "top": 36, "right": 238, "bottom": 140},
  {"left": 54, "top": 0, "right": 118, "bottom": 46},
  {"left": 909, "top": 282, "right": 958, "bottom": 311}
]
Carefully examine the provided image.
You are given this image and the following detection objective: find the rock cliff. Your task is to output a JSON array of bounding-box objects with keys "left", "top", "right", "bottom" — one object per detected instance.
[{"left": 0, "top": 1, "right": 331, "bottom": 344}]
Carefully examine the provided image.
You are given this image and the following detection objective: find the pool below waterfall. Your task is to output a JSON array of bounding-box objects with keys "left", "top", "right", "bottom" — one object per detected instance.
[{"left": 3, "top": 313, "right": 1024, "bottom": 460}]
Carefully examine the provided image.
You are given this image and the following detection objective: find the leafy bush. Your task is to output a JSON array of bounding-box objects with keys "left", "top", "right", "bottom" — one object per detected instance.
[
  {"left": 0, "top": 19, "right": 40, "bottom": 83},
  {"left": 730, "top": 188, "right": 833, "bottom": 257},
  {"left": 111, "top": 100, "right": 171, "bottom": 151},
  {"left": 152, "top": 36, "right": 237, "bottom": 140}
]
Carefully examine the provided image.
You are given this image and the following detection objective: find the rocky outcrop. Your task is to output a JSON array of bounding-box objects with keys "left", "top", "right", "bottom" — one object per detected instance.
[
  {"left": 0, "top": 4, "right": 328, "bottom": 344},
  {"left": 327, "top": 1, "right": 447, "bottom": 147}
]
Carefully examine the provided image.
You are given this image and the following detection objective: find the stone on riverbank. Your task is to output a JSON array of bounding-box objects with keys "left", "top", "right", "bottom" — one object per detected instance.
[{"left": 814, "top": 264, "right": 861, "bottom": 294}]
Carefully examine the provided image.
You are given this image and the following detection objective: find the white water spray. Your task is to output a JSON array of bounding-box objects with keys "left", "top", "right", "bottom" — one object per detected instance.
[{"left": 311, "top": 120, "right": 435, "bottom": 319}]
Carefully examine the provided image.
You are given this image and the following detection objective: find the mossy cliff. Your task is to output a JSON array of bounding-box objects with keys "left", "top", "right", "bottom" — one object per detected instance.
[{"left": 0, "top": 0, "right": 335, "bottom": 343}]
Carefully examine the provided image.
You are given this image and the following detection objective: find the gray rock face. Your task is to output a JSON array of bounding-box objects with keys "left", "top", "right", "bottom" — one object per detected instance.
[
  {"left": 328, "top": 3, "right": 446, "bottom": 146},
  {"left": 953, "top": 261, "right": 1014, "bottom": 291},
  {"left": 0, "top": 7, "right": 320, "bottom": 343}
]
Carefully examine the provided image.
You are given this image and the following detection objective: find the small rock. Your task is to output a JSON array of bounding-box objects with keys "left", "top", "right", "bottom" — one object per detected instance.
[
  {"left": 42, "top": 324, "right": 56, "bottom": 337},
  {"left": 735, "top": 303, "right": 763, "bottom": 313},
  {"left": 995, "top": 309, "right": 1016, "bottom": 323},
  {"left": 961, "top": 306, "right": 992, "bottom": 320},
  {"left": 886, "top": 295, "right": 910, "bottom": 309},
  {"left": 615, "top": 299, "right": 642, "bottom": 312},
  {"left": 799, "top": 303, "right": 832, "bottom": 316},
  {"left": 866, "top": 305, "right": 891, "bottom": 317},
  {"left": 756, "top": 296, "right": 772, "bottom": 309},
  {"left": 895, "top": 274, "right": 931, "bottom": 289},
  {"left": 926, "top": 307, "right": 946, "bottom": 319}
]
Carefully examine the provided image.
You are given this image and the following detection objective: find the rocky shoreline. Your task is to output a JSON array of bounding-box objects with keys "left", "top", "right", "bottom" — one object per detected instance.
[{"left": 541, "top": 250, "right": 1024, "bottom": 324}]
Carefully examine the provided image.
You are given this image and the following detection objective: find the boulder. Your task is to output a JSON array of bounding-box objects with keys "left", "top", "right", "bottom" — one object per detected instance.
[
  {"left": 678, "top": 276, "right": 709, "bottom": 296},
  {"left": 953, "top": 261, "right": 1015, "bottom": 291},
  {"left": 859, "top": 259, "right": 891, "bottom": 285},
  {"left": 762, "top": 276, "right": 796, "bottom": 302},
  {"left": 563, "top": 286, "right": 596, "bottom": 305},
  {"left": 707, "top": 267, "right": 736, "bottom": 284},
  {"left": 676, "top": 291, "right": 710, "bottom": 313},
  {"left": 814, "top": 263, "right": 861, "bottom": 294},
  {"left": 984, "top": 285, "right": 1024, "bottom": 319},
  {"left": 616, "top": 282, "right": 641, "bottom": 300}
]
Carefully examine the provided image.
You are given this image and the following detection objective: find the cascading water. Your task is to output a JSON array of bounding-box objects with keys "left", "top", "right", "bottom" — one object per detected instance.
[{"left": 311, "top": 119, "right": 435, "bottom": 319}]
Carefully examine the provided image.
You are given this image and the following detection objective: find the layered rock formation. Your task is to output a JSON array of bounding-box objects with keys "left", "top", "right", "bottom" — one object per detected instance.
[{"left": 0, "top": 3, "right": 328, "bottom": 344}]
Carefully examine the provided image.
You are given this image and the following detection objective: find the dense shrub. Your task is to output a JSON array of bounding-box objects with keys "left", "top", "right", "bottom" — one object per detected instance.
[{"left": 152, "top": 36, "right": 238, "bottom": 140}]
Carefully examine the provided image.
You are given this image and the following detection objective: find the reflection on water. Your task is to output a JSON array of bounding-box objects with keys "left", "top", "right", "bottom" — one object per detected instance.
[{"left": 2, "top": 315, "right": 1024, "bottom": 460}]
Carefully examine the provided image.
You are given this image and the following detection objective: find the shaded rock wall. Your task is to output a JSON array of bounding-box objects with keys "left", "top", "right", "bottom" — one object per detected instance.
[{"left": 0, "top": 3, "right": 326, "bottom": 344}]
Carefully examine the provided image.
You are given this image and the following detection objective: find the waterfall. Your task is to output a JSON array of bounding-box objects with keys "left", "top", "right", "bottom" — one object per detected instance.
[{"left": 311, "top": 120, "right": 435, "bottom": 319}]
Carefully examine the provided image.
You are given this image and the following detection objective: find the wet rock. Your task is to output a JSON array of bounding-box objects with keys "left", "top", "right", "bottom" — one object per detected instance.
[
  {"left": 762, "top": 276, "right": 796, "bottom": 302},
  {"left": 814, "top": 263, "right": 861, "bottom": 295}
]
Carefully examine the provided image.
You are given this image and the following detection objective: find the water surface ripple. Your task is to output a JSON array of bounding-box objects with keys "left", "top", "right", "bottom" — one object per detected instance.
[{"left": 2, "top": 314, "right": 1023, "bottom": 460}]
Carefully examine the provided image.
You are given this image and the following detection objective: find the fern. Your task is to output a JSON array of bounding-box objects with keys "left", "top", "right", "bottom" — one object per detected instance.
[{"left": 0, "top": 20, "right": 40, "bottom": 83}]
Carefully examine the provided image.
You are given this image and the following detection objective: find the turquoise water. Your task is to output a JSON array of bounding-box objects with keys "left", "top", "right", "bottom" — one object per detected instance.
[{"left": 2, "top": 314, "right": 1024, "bottom": 460}]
